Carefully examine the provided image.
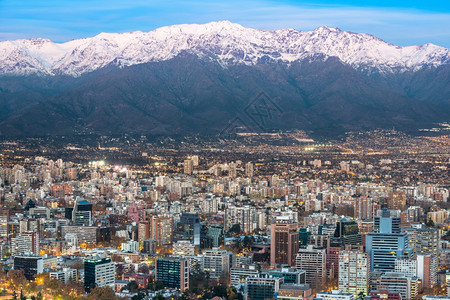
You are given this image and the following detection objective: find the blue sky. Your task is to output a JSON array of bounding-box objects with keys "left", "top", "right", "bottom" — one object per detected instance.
[{"left": 1, "top": 0, "right": 449, "bottom": 47}]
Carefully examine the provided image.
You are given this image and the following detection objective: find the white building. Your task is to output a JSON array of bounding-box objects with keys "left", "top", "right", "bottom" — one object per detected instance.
[
  {"left": 338, "top": 250, "right": 369, "bottom": 297},
  {"left": 316, "top": 290, "right": 354, "bottom": 300},
  {"left": 121, "top": 240, "right": 139, "bottom": 253},
  {"left": 49, "top": 268, "right": 77, "bottom": 283},
  {"left": 11, "top": 231, "right": 39, "bottom": 256},
  {"left": 173, "top": 240, "right": 195, "bottom": 256},
  {"left": 203, "top": 248, "right": 230, "bottom": 279}
]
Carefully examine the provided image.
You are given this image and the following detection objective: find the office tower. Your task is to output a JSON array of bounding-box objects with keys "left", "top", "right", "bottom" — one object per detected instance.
[
  {"left": 173, "top": 240, "right": 195, "bottom": 256},
  {"left": 299, "top": 228, "right": 311, "bottom": 247},
  {"left": 150, "top": 214, "right": 173, "bottom": 246},
  {"left": 270, "top": 218, "right": 299, "bottom": 267},
  {"left": 72, "top": 198, "right": 92, "bottom": 226},
  {"left": 246, "top": 273, "right": 283, "bottom": 300},
  {"left": 366, "top": 212, "right": 413, "bottom": 272},
  {"left": 11, "top": 231, "right": 40, "bottom": 256},
  {"left": 156, "top": 257, "right": 189, "bottom": 291},
  {"left": 14, "top": 255, "right": 44, "bottom": 280},
  {"left": 229, "top": 162, "right": 237, "bottom": 178},
  {"left": 387, "top": 191, "right": 406, "bottom": 210},
  {"left": 173, "top": 213, "right": 200, "bottom": 246},
  {"left": 245, "top": 162, "right": 254, "bottom": 178},
  {"left": 184, "top": 159, "right": 193, "bottom": 175},
  {"left": 203, "top": 248, "right": 230, "bottom": 279},
  {"left": 354, "top": 196, "right": 373, "bottom": 220},
  {"left": 295, "top": 245, "right": 326, "bottom": 289},
  {"left": 84, "top": 255, "right": 115, "bottom": 292},
  {"left": 138, "top": 221, "right": 150, "bottom": 243},
  {"left": 333, "top": 220, "right": 361, "bottom": 245},
  {"left": 204, "top": 223, "right": 223, "bottom": 248},
  {"left": 338, "top": 249, "right": 369, "bottom": 297},
  {"left": 378, "top": 272, "right": 419, "bottom": 300},
  {"left": 268, "top": 267, "right": 306, "bottom": 284},
  {"left": 374, "top": 209, "right": 401, "bottom": 233}
]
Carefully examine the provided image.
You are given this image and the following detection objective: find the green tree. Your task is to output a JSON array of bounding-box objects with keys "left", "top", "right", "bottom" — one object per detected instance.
[
  {"left": 147, "top": 280, "right": 164, "bottom": 291},
  {"left": 227, "top": 224, "right": 241, "bottom": 235},
  {"left": 89, "top": 286, "right": 119, "bottom": 300},
  {"left": 242, "top": 236, "right": 254, "bottom": 249},
  {"left": 36, "top": 291, "right": 43, "bottom": 300},
  {"left": 125, "top": 280, "right": 139, "bottom": 293},
  {"left": 7, "top": 269, "right": 27, "bottom": 290},
  {"left": 154, "top": 294, "right": 164, "bottom": 300}
]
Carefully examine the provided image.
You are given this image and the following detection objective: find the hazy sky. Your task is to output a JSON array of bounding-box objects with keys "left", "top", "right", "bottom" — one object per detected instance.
[{"left": 1, "top": 0, "right": 449, "bottom": 47}]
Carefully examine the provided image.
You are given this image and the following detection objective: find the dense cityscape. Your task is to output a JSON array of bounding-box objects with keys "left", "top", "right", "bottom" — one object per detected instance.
[{"left": 0, "top": 131, "right": 448, "bottom": 300}]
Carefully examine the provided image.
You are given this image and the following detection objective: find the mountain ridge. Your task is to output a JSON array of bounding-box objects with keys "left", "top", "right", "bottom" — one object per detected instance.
[{"left": 1, "top": 20, "right": 449, "bottom": 77}]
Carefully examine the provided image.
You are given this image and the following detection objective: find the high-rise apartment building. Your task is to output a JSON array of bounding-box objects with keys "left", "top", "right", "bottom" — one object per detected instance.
[
  {"left": 138, "top": 221, "right": 150, "bottom": 243},
  {"left": 203, "top": 248, "right": 230, "bottom": 279},
  {"left": 354, "top": 196, "right": 373, "bottom": 220},
  {"left": 150, "top": 214, "right": 173, "bottom": 246},
  {"left": 229, "top": 162, "right": 237, "bottom": 178},
  {"left": 225, "top": 205, "right": 256, "bottom": 234},
  {"left": 338, "top": 249, "right": 370, "bottom": 297},
  {"left": 387, "top": 191, "right": 406, "bottom": 210},
  {"left": 295, "top": 245, "right": 326, "bottom": 289},
  {"left": 245, "top": 162, "right": 254, "bottom": 178},
  {"left": 184, "top": 159, "right": 193, "bottom": 175}
]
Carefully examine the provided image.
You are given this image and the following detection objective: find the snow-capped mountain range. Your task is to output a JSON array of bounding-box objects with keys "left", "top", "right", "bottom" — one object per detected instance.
[{"left": 0, "top": 20, "right": 449, "bottom": 77}]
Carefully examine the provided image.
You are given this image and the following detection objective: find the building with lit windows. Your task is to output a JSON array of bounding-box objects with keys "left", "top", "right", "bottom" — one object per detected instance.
[
  {"left": 84, "top": 255, "right": 115, "bottom": 292},
  {"left": 271, "top": 218, "right": 299, "bottom": 267},
  {"left": 338, "top": 249, "right": 369, "bottom": 297},
  {"left": 295, "top": 245, "right": 326, "bottom": 289},
  {"left": 155, "top": 257, "right": 189, "bottom": 291}
]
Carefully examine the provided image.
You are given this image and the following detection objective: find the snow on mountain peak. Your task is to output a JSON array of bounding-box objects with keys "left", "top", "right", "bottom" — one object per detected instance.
[{"left": 0, "top": 21, "right": 449, "bottom": 76}]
